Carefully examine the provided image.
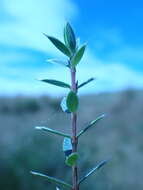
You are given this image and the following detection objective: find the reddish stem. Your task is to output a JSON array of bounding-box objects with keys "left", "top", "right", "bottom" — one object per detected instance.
[{"left": 70, "top": 67, "right": 79, "bottom": 190}]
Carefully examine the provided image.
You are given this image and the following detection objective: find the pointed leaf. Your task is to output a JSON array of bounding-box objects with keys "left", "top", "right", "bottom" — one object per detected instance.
[
  {"left": 66, "top": 91, "right": 78, "bottom": 112},
  {"left": 30, "top": 171, "right": 72, "bottom": 189},
  {"left": 56, "top": 187, "right": 61, "bottom": 190},
  {"left": 65, "top": 152, "right": 79, "bottom": 167},
  {"left": 64, "top": 22, "right": 76, "bottom": 52},
  {"left": 78, "top": 160, "right": 108, "bottom": 185},
  {"left": 63, "top": 137, "right": 72, "bottom": 156},
  {"left": 39, "top": 79, "right": 70, "bottom": 89},
  {"left": 35, "top": 126, "right": 71, "bottom": 138},
  {"left": 46, "top": 59, "right": 70, "bottom": 68},
  {"left": 71, "top": 44, "right": 86, "bottom": 67},
  {"left": 43, "top": 33, "right": 71, "bottom": 57},
  {"left": 78, "top": 78, "right": 95, "bottom": 89},
  {"left": 60, "top": 97, "right": 71, "bottom": 113},
  {"left": 77, "top": 114, "right": 105, "bottom": 138}
]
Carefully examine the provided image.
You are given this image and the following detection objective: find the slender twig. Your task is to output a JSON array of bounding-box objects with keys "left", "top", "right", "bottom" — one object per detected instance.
[
  {"left": 70, "top": 66, "right": 79, "bottom": 190},
  {"left": 31, "top": 22, "right": 109, "bottom": 190}
]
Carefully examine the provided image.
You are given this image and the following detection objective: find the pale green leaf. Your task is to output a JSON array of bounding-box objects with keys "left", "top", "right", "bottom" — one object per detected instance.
[
  {"left": 35, "top": 126, "right": 71, "bottom": 138},
  {"left": 46, "top": 59, "right": 70, "bottom": 67},
  {"left": 31, "top": 171, "right": 72, "bottom": 189}
]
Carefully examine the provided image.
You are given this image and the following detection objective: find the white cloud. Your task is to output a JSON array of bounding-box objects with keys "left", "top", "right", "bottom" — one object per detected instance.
[
  {"left": 76, "top": 49, "right": 143, "bottom": 94},
  {"left": 1, "top": 0, "right": 78, "bottom": 55},
  {"left": 1, "top": 50, "right": 143, "bottom": 96},
  {"left": 1, "top": 1, "right": 143, "bottom": 96},
  {"left": 109, "top": 46, "right": 143, "bottom": 62}
]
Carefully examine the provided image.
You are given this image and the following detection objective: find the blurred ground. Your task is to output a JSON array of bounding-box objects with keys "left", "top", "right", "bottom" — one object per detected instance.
[{"left": 0, "top": 89, "right": 143, "bottom": 190}]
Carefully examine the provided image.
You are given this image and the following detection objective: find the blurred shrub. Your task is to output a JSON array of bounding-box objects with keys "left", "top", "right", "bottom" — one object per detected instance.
[
  {"left": 0, "top": 97, "right": 41, "bottom": 114},
  {"left": 0, "top": 90, "right": 143, "bottom": 190},
  {"left": 14, "top": 98, "right": 41, "bottom": 113}
]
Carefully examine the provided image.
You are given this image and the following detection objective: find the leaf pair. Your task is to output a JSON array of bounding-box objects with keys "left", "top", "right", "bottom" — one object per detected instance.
[
  {"left": 64, "top": 23, "right": 86, "bottom": 67},
  {"left": 39, "top": 80, "right": 78, "bottom": 113},
  {"left": 39, "top": 77, "right": 95, "bottom": 92},
  {"left": 63, "top": 22, "right": 86, "bottom": 68},
  {"left": 43, "top": 22, "right": 76, "bottom": 58},
  {"left": 31, "top": 160, "right": 108, "bottom": 189},
  {"left": 64, "top": 22, "right": 86, "bottom": 67},
  {"left": 44, "top": 22, "right": 86, "bottom": 67},
  {"left": 60, "top": 92, "right": 78, "bottom": 113}
]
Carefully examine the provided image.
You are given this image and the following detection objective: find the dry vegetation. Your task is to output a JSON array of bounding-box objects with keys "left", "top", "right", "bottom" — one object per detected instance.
[{"left": 0, "top": 89, "right": 143, "bottom": 190}]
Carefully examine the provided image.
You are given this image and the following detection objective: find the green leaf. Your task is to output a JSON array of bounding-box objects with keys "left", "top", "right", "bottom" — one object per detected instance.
[
  {"left": 78, "top": 78, "right": 95, "bottom": 89},
  {"left": 77, "top": 114, "right": 105, "bottom": 138},
  {"left": 66, "top": 91, "right": 78, "bottom": 112},
  {"left": 46, "top": 59, "right": 70, "bottom": 68},
  {"left": 35, "top": 126, "right": 71, "bottom": 138},
  {"left": 64, "top": 22, "right": 76, "bottom": 52},
  {"left": 43, "top": 33, "right": 71, "bottom": 57},
  {"left": 65, "top": 152, "right": 79, "bottom": 167},
  {"left": 39, "top": 79, "right": 71, "bottom": 89},
  {"left": 71, "top": 44, "right": 86, "bottom": 67},
  {"left": 30, "top": 171, "right": 72, "bottom": 189},
  {"left": 60, "top": 97, "right": 71, "bottom": 113},
  {"left": 63, "top": 137, "right": 72, "bottom": 157},
  {"left": 78, "top": 160, "right": 108, "bottom": 185}
]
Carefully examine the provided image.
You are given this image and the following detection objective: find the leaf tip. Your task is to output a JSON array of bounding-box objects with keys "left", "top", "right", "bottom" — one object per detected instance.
[
  {"left": 101, "top": 113, "right": 107, "bottom": 118},
  {"left": 30, "top": 171, "right": 37, "bottom": 175},
  {"left": 43, "top": 32, "right": 47, "bottom": 37},
  {"left": 35, "top": 126, "right": 42, "bottom": 130},
  {"left": 64, "top": 21, "right": 69, "bottom": 27},
  {"left": 91, "top": 77, "right": 96, "bottom": 80}
]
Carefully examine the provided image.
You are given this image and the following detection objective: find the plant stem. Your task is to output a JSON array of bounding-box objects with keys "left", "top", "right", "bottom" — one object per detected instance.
[{"left": 70, "top": 67, "right": 79, "bottom": 190}]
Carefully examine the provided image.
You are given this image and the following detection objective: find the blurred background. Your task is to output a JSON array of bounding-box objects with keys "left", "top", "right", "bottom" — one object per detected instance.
[{"left": 0, "top": 0, "right": 143, "bottom": 189}]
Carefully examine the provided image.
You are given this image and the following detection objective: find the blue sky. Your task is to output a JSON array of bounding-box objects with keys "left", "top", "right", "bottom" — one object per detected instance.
[{"left": 0, "top": 0, "right": 143, "bottom": 96}]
